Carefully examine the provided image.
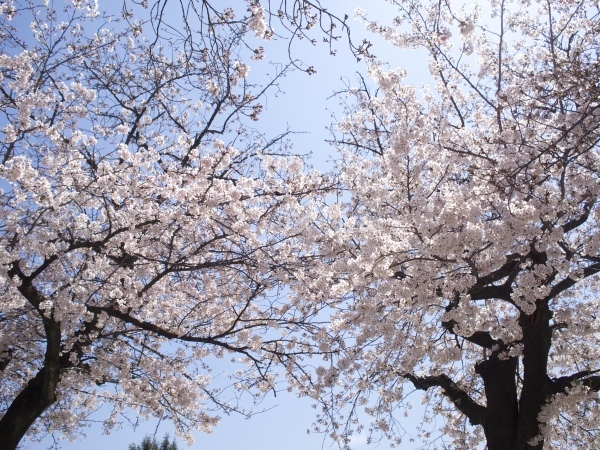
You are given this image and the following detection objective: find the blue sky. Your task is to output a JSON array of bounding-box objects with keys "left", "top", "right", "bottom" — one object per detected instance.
[{"left": 22, "top": 1, "right": 435, "bottom": 449}]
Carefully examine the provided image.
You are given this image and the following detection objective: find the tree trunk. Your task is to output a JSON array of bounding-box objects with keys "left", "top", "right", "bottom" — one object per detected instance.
[
  {"left": 515, "top": 308, "right": 553, "bottom": 450},
  {"left": 476, "top": 356, "right": 519, "bottom": 450},
  {"left": 0, "top": 319, "right": 61, "bottom": 450}
]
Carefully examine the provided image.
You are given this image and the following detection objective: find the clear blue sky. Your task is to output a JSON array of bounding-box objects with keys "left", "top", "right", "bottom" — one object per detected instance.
[{"left": 24, "top": 1, "right": 434, "bottom": 449}]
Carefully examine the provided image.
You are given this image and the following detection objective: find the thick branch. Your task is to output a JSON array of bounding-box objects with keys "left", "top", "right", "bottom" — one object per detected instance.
[
  {"left": 468, "top": 258, "right": 519, "bottom": 301},
  {"left": 468, "top": 284, "right": 513, "bottom": 301},
  {"left": 542, "top": 261, "right": 600, "bottom": 303},
  {"left": 548, "top": 369, "right": 600, "bottom": 395},
  {"left": 443, "top": 293, "right": 504, "bottom": 349},
  {"left": 562, "top": 197, "right": 595, "bottom": 232},
  {"left": 442, "top": 318, "right": 500, "bottom": 349},
  {"left": 403, "top": 373, "right": 486, "bottom": 426}
]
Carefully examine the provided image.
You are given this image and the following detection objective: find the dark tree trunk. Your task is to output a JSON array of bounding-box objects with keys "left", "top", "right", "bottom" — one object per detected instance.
[
  {"left": 515, "top": 308, "right": 553, "bottom": 450},
  {"left": 476, "top": 356, "right": 519, "bottom": 450},
  {"left": 477, "top": 306, "right": 553, "bottom": 450},
  {"left": 0, "top": 318, "right": 61, "bottom": 450},
  {"left": 411, "top": 303, "right": 556, "bottom": 449}
]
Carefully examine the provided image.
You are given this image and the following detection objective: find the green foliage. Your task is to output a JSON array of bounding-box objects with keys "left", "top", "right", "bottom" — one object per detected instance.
[{"left": 128, "top": 434, "right": 178, "bottom": 450}]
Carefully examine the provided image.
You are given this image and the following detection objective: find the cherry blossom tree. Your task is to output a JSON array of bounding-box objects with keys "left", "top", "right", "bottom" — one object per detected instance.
[
  {"left": 295, "top": 0, "right": 600, "bottom": 449},
  {"left": 0, "top": 1, "right": 330, "bottom": 449}
]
